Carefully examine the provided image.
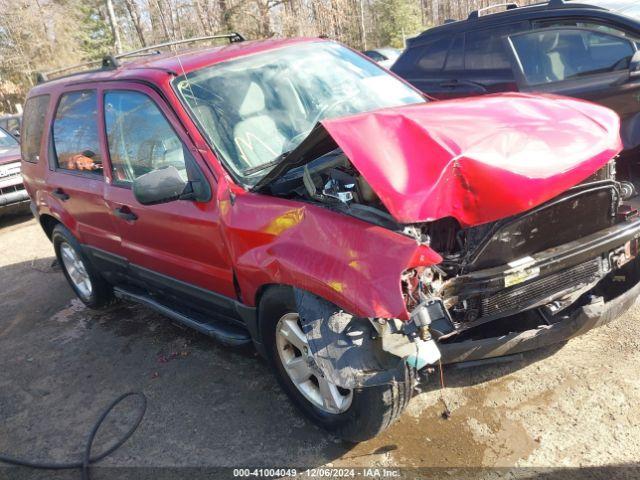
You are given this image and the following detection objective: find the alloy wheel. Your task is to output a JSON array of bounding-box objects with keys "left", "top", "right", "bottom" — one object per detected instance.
[
  {"left": 275, "top": 312, "right": 353, "bottom": 414},
  {"left": 59, "top": 242, "right": 93, "bottom": 300}
]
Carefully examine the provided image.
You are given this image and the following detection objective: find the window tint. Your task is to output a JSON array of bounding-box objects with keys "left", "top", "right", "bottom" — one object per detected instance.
[
  {"left": 445, "top": 34, "right": 465, "bottom": 70},
  {"left": 535, "top": 20, "right": 640, "bottom": 45},
  {"left": 104, "top": 91, "right": 189, "bottom": 184},
  {"left": 21, "top": 95, "right": 50, "bottom": 163},
  {"left": 465, "top": 23, "right": 529, "bottom": 70},
  {"left": 53, "top": 91, "right": 103, "bottom": 174},
  {"left": 0, "top": 127, "right": 18, "bottom": 148},
  {"left": 416, "top": 37, "right": 452, "bottom": 71},
  {"left": 510, "top": 28, "right": 636, "bottom": 85},
  {"left": 364, "top": 50, "right": 387, "bottom": 62}
]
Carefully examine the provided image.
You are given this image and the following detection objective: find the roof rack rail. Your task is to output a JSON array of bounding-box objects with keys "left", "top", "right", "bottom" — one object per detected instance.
[
  {"left": 36, "top": 32, "right": 245, "bottom": 84},
  {"left": 468, "top": 2, "right": 520, "bottom": 20}
]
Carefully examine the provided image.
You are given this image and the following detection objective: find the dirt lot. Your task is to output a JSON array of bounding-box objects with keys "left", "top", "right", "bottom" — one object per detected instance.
[{"left": 1, "top": 214, "right": 639, "bottom": 477}]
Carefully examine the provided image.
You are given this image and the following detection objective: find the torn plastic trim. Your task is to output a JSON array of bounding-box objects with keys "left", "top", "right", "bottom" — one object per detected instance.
[{"left": 294, "top": 288, "right": 445, "bottom": 388}]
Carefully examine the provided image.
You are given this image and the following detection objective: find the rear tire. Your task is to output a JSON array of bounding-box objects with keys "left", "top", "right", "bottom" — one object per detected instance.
[
  {"left": 52, "top": 224, "right": 114, "bottom": 309},
  {"left": 259, "top": 286, "right": 413, "bottom": 442}
]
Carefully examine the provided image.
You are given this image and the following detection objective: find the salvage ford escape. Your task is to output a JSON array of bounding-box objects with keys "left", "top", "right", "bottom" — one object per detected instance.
[{"left": 21, "top": 35, "right": 640, "bottom": 441}]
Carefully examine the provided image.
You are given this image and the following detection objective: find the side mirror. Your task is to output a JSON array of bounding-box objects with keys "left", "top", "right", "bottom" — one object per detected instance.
[
  {"left": 133, "top": 166, "right": 189, "bottom": 205},
  {"left": 630, "top": 50, "right": 640, "bottom": 79}
]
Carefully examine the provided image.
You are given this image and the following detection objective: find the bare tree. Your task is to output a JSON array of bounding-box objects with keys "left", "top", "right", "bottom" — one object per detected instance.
[
  {"left": 123, "top": 0, "right": 147, "bottom": 46},
  {"left": 105, "top": 0, "right": 123, "bottom": 53}
]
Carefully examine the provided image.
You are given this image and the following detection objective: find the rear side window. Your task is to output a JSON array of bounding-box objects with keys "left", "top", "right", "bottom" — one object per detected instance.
[
  {"left": 104, "top": 91, "right": 189, "bottom": 184},
  {"left": 445, "top": 34, "right": 465, "bottom": 70},
  {"left": 21, "top": 95, "right": 50, "bottom": 163},
  {"left": 416, "top": 37, "right": 452, "bottom": 71},
  {"left": 53, "top": 91, "right": 103, "bottom": 175},
  {"left": 465, "top": 22, "right": 529, "bottom": 70}
]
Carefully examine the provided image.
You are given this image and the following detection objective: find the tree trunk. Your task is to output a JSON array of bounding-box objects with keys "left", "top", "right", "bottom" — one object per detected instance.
[
  {"left": 124, "top": 0, "right": 147, "bottom": 46},
  {"left": 105, "top": 0, "right": 123, "bottom": 53}
]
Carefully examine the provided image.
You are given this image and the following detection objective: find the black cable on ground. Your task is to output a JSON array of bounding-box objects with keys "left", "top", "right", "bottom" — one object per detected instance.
[{"left": 0, "top": 391, "right": 147, "bottom": 480}]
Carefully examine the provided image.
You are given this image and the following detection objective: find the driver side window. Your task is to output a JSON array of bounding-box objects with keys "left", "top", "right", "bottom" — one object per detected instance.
[{"left": 104, "top": 91, "right": 189, "bottom": 184}]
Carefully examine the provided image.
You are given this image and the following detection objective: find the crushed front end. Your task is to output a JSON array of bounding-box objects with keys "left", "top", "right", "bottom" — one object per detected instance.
[
  {"left": 402, "top": 160, "right": 640, "bottom": 364},
  {"left": 256, "top": 95, "right": 638, "bottom": 385}
]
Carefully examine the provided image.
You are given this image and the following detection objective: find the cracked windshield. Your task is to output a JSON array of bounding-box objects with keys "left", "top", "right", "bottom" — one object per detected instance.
[{"left": 174, "top": 42, "right": 424, "bottom": 184}]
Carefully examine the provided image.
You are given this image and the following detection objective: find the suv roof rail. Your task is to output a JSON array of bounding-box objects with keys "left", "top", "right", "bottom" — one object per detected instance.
[
  {"left": 468, "top": 2, "right": 520, "bottom": 19},
  {"left": 36, "top": 32, "right": 245, "bottom": 84}
]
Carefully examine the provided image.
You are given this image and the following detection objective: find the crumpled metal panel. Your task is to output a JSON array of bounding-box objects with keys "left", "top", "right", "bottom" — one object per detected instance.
[
  {"left": 321, "top": 93, "right": 622, "bottom": 227},
  {"left": 221, "top": 184, "right": 442, "bottom": 320}
]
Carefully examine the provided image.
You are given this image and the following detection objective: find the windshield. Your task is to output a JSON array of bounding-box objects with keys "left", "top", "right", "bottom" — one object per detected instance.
[
  {"left": 0, "top": 127, "right": 18, "bottom": 149},
  {"left": 174, "top": 42, "right": 424, "bottom": 184}
]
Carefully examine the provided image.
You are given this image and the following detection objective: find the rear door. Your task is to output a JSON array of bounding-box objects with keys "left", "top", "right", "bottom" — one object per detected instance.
[
  {"left": 503, "top": 27, "right": 640, "bottom": 156},
  {"left": 100, "top": 84, "right": 237, "bottom": 316},
  {"left": 45, "top": 89, "right": 124, "bottom": 271},
  {"left": 393, "top": 35, "right": 470, "bottom": 98}
]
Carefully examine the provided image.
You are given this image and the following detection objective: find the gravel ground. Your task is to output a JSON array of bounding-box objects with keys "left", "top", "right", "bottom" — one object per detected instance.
[{"left": 1, "top": 214, "right": 639, "bottom": 477}]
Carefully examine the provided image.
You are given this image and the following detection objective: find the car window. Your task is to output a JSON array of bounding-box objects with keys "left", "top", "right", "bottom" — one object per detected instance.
[
  {"left": 534, "top": 19, "right": 640, "bottom": 45},
  {"left": 0, "top": 126, "right": 18, "bottom": 149},
  {"left": 53, "top": 91, "right": 103, "bottom": 175},
  {"left": 444, "top": 34, "right": 465, "bottom": 70},
  {"left": 465, "top": 22, "right": 529, "bottom": 70},
  {"left": 104, "top": 91, "right": 189, "bottom": 184},
  {"left": 174, "top": 42, "right": 424, "bottom": 185},
  {"left": 509, "top": 28, "right": 636, "bottom": 86},
  {"left": 21, "top": 95, "right": 50, "bottom": 163},
  {"left": 5, "top": 118, "right": 19, "bottom": 133},
  {"left": 364, "top": 50, "right": 387, "bottom": 62},
  {"left": 416, "top": 36, "right": 452, "bottom": 71}
]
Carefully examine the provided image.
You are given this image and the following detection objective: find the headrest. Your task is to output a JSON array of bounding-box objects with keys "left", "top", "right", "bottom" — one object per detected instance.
[
  {"left": 540, "top": 32, "right": 560, "bottom": 52},
  {"left": 238, "top": 82, "right": 266, "bottom": 117}
]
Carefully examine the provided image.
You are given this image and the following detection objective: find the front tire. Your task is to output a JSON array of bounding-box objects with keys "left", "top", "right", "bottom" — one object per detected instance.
[
  {"left": 52, "top": 224, "right": 114, "bottom": 309},
  {"left": 260, "top": 286, "right": 413, "bottom": 442}
]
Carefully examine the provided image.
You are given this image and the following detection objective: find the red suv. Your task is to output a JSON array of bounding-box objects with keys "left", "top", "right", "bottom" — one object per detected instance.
[{"left": 21, "top": 35, "right": 640, "bottom": 441}]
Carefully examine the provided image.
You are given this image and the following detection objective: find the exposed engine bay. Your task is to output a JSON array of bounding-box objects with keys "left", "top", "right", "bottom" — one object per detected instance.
[
  {"left": 268, "top": 149, "right": 640, "bottom": 353},
  {"left": 267, "top": 149, "right": 400, "bottom": 229}
]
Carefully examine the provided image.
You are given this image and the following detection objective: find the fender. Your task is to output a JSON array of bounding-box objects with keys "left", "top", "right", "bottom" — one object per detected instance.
[
  {"left": 34, "top": 189, "right": 78, "bottom": 239},
  {"left": 222, "top": 186, "right": 441, "bottom": 320}
]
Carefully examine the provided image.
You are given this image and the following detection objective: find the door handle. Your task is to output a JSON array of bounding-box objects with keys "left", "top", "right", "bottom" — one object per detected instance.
[
  {"left": 52, "top": 188, "right": 70, "bottom": 201},
  {"left": 439, "top": 81, "right": 460, "bottom": 88},
  {"left": 114, "top": 206, "right": 138, "bottom": 222}
]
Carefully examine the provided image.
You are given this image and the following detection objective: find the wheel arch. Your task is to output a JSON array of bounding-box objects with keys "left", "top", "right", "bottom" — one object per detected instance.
[{"left": 39, "top": 213, "right": 61, "bottom": 239}]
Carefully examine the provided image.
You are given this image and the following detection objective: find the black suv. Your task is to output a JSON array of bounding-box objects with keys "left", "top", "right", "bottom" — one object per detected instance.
[{"left": 392, "top": 0, "right": 640, "bottom": 165}]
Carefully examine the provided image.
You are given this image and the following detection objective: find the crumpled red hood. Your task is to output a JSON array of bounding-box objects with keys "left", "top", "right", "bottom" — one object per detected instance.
[{"left": 321, "top": 93, "right": 622, "bottom": 227}]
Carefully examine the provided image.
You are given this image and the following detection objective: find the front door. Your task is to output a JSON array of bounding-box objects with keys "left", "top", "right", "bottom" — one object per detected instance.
[
  {"left": 504, "top": 27, "right": 640, "bottom": 163},
  {"left": 100, "top": 84, "right": 237, "bottom": 316}
]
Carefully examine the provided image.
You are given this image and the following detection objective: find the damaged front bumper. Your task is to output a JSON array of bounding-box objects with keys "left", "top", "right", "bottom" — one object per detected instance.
[
  {"left": 294, "top": 215, "right": 640, "bottom": 387},
  {"left": 438, "top": 270, "right": 640, "bottom": 364}
]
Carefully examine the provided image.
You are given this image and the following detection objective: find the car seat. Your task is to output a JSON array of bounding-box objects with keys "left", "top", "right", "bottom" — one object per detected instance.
[{"left": 232, "top": 82, "right": 287, "bottom": 169}]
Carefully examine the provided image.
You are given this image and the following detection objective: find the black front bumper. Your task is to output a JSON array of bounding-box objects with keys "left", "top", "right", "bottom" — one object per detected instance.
[{"left": 439, "top": 271, "right": 640, "bottom": 364}]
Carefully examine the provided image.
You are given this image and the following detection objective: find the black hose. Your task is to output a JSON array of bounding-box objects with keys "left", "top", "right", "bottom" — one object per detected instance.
[{"left": 0, "top": 391, "right": 147, "bottom": 480}]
